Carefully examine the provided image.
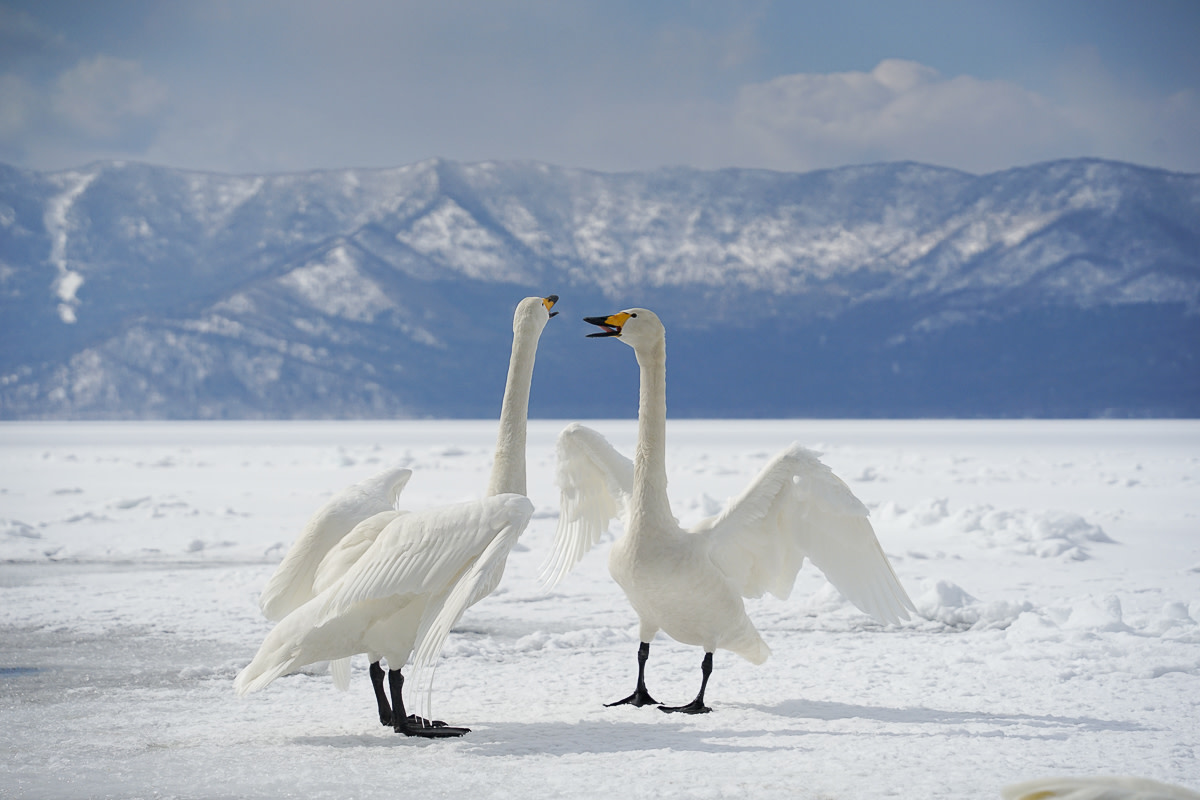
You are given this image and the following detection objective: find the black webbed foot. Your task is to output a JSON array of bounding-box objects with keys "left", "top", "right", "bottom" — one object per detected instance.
[
  {"left": 394, "top": 718, "right": 470, "bottom": 738},
  {"left": 605, "top": 687, "right": 659, "bottom": 708},
  {"left": 658, "top": 652, "right": 714, "bottom": 714},
  {"left": 384, "top": 667, "right": 464, "bottom": 737},
  {"left": 380, "top": 713, "right": 446, "bottom": 728},
  {"left": 607, "top": 641, "right": 659, "bottom": 707},
  {"left": 659, "top": 699, "right": 712, "bottom": 714},
  {"left": 406, "top": 713, "right": 447, "bottom": 728}
]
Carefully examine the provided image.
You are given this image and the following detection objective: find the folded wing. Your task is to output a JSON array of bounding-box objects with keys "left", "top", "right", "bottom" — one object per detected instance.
[
  {"left": 259, "top": 465, "right": 412, "bottom": 621},
  {"left": 317, "top": 494, "right": 533, "bottom": 627},
  {"left": 407, "top": 497, "right": 533, "bottom": 709}
]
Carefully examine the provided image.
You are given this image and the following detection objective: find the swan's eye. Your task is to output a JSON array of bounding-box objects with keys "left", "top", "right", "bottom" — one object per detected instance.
[{"left": 630, "top": 313, "right": 637, "bottom": 318}]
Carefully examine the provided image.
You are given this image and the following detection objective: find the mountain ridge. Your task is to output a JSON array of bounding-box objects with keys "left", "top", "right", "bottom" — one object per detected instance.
[{"left": 0, "top": 157, "right": 1196, "bottom": 419}]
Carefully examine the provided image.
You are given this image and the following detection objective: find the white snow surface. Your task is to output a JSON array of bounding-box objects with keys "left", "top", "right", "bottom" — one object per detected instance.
[{"left": 1, "top": 419, "right": 1197, "bottom": 799}]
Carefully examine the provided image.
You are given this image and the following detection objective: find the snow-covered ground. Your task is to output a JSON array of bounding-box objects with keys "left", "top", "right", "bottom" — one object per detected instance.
[{"left": 2, "top": 419, "right": 1198, "bottom": 799}]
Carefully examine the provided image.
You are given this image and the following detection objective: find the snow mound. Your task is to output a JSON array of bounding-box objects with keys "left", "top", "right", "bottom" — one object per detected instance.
[
  {"left": 879, "top": 498, "right": 1115, "bottom": 560},
  {"left": 915, "top": 579, "right": 1032, "bottom": 630},
  {"left": 958, "top": 506, "right": 1115, "bottom": 560},
  {"left": 2, "top": 519, "right": 40, "bottom": 539}
]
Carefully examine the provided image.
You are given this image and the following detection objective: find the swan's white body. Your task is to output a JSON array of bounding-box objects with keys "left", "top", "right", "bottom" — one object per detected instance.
[
  {"left": 1002, "top": 776, "right": 1200, "bottom": 800},
  {"left": 235, "top": 296, "right": 557, "bottom": 728},
  {"left": 546, "top": 308, "right": 914, "bottom": 709},
  {"left": 234, "top": 495, "right": 532, "bottom": 698}
]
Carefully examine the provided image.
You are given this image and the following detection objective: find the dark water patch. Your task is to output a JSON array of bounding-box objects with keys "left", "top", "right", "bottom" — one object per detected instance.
[{"left": 0, "top": 666, "right": 41, "bottom": 678}]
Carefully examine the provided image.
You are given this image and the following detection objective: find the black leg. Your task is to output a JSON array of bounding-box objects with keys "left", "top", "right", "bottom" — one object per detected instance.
[
  {"left": 661, "top": 652, "right": 713, "bottom": 714},
  {"left": 370, "top": 661, "right": 392, "bottom": 726},
  {"left": 388, "top": 669, "right": 470, "bottom": 738},
  {"left": 606, "top": 641, "right": 659, "bottom": 708},
  {"left": 374, "top": 660, "right": 446, "bottom": 729}
]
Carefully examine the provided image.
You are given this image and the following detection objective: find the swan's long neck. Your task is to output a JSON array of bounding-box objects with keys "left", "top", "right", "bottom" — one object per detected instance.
[
  {"left": 486, "top": 321, "right": 539, "bottom": 497},
  {"left": 629, "top": 337, "right": 674, "bottom": 529}
]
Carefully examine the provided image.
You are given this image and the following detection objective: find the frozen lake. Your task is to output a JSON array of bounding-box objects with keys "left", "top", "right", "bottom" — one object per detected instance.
[{"left": 2, "top": 420, "right": 1198, "bottom": 798}]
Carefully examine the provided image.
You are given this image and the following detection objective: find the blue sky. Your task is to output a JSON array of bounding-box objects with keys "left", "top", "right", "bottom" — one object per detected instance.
[{"left": 1, "top": 0, "right": 1197, "bottom": 176}]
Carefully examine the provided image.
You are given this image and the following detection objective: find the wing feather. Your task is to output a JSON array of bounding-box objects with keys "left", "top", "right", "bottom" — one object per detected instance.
[
  {"left": 259, "top": 465, "right": 412, "bottom": 621},
  {"left": 316, "top": 496, "right": 529, "bottom": 625},
  {"left": 706, "top": 444, "right": 914, "bottom": 624},
  {"left": 408, "top": 496, "right": 534, "bottom": 702},
  {"left": 540, "top": 423, "right": 633, "bottom": 588},
  {"left": 311, "top": 510, "right": 404, "bottom": 595}
]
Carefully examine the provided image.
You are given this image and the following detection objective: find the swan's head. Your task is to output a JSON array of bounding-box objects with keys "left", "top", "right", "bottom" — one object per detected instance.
[
  {"left": 583, "top": 307, "right": 663, "bottom": 350},
  {"left": 514, "top": 295, "right": 559, "bottom": 333}
]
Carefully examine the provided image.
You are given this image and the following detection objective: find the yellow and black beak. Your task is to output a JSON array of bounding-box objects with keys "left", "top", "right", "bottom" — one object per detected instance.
[
  {"left": 584, "top": 311, "right": 630, "bottom": 338},
  {"left": 543, "top": 295, "right": 559, "bottom": 318}
]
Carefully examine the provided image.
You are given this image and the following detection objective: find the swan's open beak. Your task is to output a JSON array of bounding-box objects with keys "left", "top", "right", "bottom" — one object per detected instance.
[
  {"left": 543, "top": 295, "right": 559, "bottom": 318},
  {"left": 584, "top": 312, "right": 630, "bottom": 338}
]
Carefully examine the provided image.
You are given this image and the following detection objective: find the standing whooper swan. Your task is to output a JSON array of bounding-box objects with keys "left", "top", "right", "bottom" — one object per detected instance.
[
  {"left": 235, "top": 295, "right": 558, "bottom": 737},
  {"left": 255, "top": 463, "right": 412, "bottom": 719},
  {"left": 543, "top": 307, "right": 915, "bottom": 713}
]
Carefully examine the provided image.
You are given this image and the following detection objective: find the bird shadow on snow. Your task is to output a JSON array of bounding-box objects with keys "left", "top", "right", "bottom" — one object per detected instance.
[
  {"left": 463, "top": 719, "right": 787, "bottom": 756},
  {"left": 287, "top": 699, "right": 1151, "bottom": 755},
  {"left": 749, "top": 698, "right": 1149, "bottom": 738},
  {"left": 284, "top": 702, "right": 1149, "bottom": 754},
  {"left": 293, "top": 720, "right": 782, "bottom": 756}
]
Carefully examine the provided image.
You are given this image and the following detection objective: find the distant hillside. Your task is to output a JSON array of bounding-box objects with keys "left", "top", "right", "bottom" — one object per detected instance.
[{"left": 0, "top": 157, "right": 1196, "bottom": 419}]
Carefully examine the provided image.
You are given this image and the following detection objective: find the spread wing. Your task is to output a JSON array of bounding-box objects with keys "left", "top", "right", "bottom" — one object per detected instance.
[
  {"left": 540, "top": 423, "right": 634, "bottom": 588},
  {"left": 704, "top": 445, "right": 914, "bottom": 625},
  {"left": 259, "top": 465, "right": 412, "bottom": 621}
]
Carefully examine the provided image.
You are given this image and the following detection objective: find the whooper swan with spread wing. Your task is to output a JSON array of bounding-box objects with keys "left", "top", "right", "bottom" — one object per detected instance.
[{"left": 544, "top": 307, "right": 914, "bottom": 713}]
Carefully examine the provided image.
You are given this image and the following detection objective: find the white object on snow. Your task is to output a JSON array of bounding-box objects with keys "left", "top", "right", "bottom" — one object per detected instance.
[
  {"left": 545, "top": 307, "right": 914, "bottom": 710},
  {"left": 1002, "top": 776, "right": 1200, "bottom": 800},
  {"left": 234, "top": 295, "right": 558, "bottom": 728}
]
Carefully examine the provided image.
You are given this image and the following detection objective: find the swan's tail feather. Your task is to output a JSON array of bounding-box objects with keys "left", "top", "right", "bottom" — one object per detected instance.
[
  {"left": 233, "top": 623, "right": 304, "bottom": 697},
  {"left": 233, "top": 647, "right": 300, "bottom": 697},
  {"left": 726, "top": 624, "right": 771, "bottom": 666},
  {"left": 742, "top": 637, "right": 771, "bottom": 666},
  {"left": 329, "top": 657, "right": 352, "bottom": 692}
]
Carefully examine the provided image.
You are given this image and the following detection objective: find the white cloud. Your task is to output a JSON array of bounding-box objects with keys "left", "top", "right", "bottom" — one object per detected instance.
[
  {"left": 730, "top": 59, "right": 1081, "bottom": 174},
  {"left": 726, "top": 58, "right": 1200, "bottom": 174},
  {"left": 50, "top": 55, "right": 168, "bottom": 140},
  {"left": 1053, "top": 46, "right": 1200, "bottom": 173},
  {"left": 2, "top": 2, "right": 1195, "bottom": 178}
]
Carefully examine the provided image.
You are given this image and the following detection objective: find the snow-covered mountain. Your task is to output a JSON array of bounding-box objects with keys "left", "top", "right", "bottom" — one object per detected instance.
[{"left": 1, "top": 157, "right": 1197, "bottom": 419}]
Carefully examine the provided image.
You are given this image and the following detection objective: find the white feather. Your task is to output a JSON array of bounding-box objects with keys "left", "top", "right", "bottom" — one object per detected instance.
[
  {"left": 704, "top": 443, "right": 913, "bottom": 624},
  {"left": 1001, "top": 776, "right": 1200, "bottom": 800},
  {"left": 258, "top": 465, "right": 412, "bottom": 622},
  {"left": 234, "top": 494, "right": 534, "bottom": 705},
  {"left": 312, "top": 511, "right": 405, "bottom": 597},
  {"left": 554, "top": 307, "right": 914, "bottom": 706},
  {"left": 541, "top": 422, "right": 633, "bottom": 588},
  {"left": 236, "top": 296, "right": 557, "bottom": 726},
  {"left": 329, "top": 657, "right": 352, "bottom": 692},
  {"left": 409, "top": 497, "right": 533, "bottom": 703}
]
